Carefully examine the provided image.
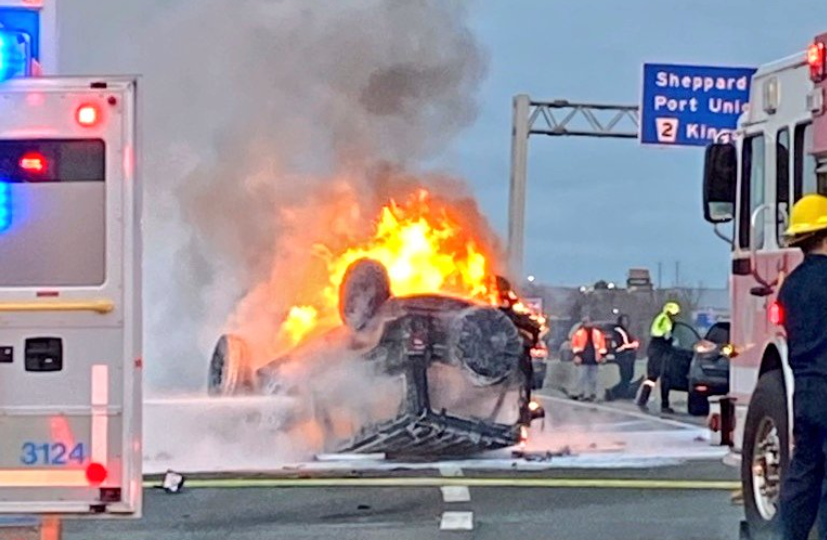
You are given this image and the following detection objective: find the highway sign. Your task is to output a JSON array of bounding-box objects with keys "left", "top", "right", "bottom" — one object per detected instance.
[{"left": 641, "top": 63, "right": 756, "bottom": 147}]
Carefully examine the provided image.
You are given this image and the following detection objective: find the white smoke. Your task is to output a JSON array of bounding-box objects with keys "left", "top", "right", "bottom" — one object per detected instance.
[{"left": 59, "top": 0, "right": 488, "bottom": 392}]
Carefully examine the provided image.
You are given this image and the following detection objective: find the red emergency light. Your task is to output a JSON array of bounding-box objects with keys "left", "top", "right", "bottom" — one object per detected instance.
[
  {"left": 19, "top": 151, "right": 46, "bottom": 173},
  {"left": 76, "top": 104, "right": 100, "bottom": 128},
  {"left": 808, "top": 41, "right": 826, "bottom": 82},
  {"left": 769, "top": 301, "right": 785, "bottom": 326},
  {"left": 85, "top": 462, "right": 108, "bottom": 485}
]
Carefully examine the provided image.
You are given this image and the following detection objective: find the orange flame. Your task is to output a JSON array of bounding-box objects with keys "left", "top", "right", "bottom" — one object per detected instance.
[
  {"left": 280, "top": 305, "right": 319, "bottom": 346},
  {"left": 280, "top": 189, "right": 499, "bottom": 346}
]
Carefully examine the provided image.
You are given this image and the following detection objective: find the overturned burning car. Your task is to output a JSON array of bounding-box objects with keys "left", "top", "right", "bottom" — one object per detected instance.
[{"left": 208, "top": 258, "right": 546, "bottom": 457}]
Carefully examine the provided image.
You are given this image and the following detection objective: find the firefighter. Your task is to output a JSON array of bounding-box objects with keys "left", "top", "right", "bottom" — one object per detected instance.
[
  {"left": 636, "top": 301, "right": 680, "bottom": 413},
  {"left": 605, "top": 314, "right": 640, "bottom": 401},
  {"left": 571, "top": 316, "right": 607, "bottom": 401},
  {"left": 778, "top": 194, "right": 827, "bottom": 540}
]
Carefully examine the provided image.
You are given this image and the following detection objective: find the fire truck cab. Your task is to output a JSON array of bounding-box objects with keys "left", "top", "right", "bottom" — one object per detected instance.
[{"left": 702, "top": 33, "right": 827, "bottom": 538}]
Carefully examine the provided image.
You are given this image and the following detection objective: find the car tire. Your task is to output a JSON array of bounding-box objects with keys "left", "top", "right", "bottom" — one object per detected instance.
[
  {"left": 687, "top": 390, "right": 709, "bottom": 416},
  {"left": 742, "top": 370, "right": 789, "bottom": 540},
  {"left": 208, "top": 334, "right": 254, "bottom": 396},
  {"left": 449, "top": 307, "right": 523, "bottom": 386},
  {"left": 339, "top": 258, "right": 391, "bottom": 331}
]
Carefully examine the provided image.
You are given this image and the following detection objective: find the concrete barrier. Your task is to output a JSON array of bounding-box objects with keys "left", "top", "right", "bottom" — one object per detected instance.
[{"left": 545, "top": 358, "right": 648, "bottom": 397}]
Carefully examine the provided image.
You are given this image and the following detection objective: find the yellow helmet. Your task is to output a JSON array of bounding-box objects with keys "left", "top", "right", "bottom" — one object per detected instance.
[
  {"left": 785, "top": 194, "right": 827, "bottom": 239},
  {"left": 664, "top": 302, "right": 680, "bottom": 316}
]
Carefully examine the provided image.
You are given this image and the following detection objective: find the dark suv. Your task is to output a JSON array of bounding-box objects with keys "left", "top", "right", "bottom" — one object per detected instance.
[{"left": 687, "top": 322, "right": 731, "bottom": 416}]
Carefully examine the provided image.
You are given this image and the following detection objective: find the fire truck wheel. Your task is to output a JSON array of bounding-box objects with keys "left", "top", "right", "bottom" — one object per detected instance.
[
  {"left": 208, "top": 334, "right": 254, "bottom": 396},
  {"left": 339, "top": 258, "right": 391, "bottom": 331},
  {"left": 741, "top": 370, "right": 789, "bottom": 540},
  {"left": 449, "top": 307, "right": 523, "bottom": 386}
]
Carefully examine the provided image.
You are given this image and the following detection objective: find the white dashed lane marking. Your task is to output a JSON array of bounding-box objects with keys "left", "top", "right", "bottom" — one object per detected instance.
[
  {"left": 439, "top": 465, "right": 472, "bottom": 531},
  {"left": 440, "top": 486, "right": 471, "bottom": 503},
  {"left": 440, "top": 511, "right": 474, "bottom": 531}
]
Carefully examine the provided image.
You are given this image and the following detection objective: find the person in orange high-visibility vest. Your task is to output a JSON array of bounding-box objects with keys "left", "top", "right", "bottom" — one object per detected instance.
[{"left": 570, "top": 316, "right": 608, "bottom": 401}]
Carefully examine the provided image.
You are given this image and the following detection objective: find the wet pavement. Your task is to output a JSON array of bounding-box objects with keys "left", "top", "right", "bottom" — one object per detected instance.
[
  {"left": 63, "top": 460, "right": 742, "bottom": 540},
  {"left": 142, "top": 390, "right": 726, "bottom": 474}
]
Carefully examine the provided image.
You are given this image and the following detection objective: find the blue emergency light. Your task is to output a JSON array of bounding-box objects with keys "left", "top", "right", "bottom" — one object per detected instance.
[
  {"left": 0, "top": 181, "right": 11, "bottom": 232},
  {"left": 0, "top": 5, "right": 41, "bottom": 82},
  {"left": 0, "top": 29, "right": 31, "bottom": 81}
]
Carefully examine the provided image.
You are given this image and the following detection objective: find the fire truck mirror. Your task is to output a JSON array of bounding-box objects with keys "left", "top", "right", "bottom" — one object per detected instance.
[{"left": 703, "top": 142, "right": 737, "bottom": 224}]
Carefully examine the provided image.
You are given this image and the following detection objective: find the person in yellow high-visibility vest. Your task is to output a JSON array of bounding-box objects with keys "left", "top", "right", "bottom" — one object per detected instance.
[{"left": 636, "top": 302, "right": 680, "bottom": 413}]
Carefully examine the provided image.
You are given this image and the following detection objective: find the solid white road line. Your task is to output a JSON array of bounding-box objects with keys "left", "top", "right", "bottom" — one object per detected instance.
[
  {"left": 440, "top": 486, "right": 471, "bottom": 503},
  {"left": 438, "top": 464, "right": 464, "bottom": 477},
  {"left": 440, "top": 511, "right": 474, "bottom": 531}
]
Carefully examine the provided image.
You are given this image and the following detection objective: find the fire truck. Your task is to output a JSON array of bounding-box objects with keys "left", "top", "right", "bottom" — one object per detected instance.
[{"left": 703, "top": 32, "right": 827, "bottom": 539}]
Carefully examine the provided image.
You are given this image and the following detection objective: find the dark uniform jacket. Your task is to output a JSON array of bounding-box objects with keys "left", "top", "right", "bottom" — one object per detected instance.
[{"left": 779, "top": 254, "right": 827, "bottom": 380}]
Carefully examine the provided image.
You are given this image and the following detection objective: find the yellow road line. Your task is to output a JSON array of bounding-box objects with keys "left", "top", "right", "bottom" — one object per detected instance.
[{"left": 142, "top": 477, "right": 739, "bottom": 491}]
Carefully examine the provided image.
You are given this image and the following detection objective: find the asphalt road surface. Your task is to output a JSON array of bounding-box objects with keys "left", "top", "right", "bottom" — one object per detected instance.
[
  {"left": 47, "top": 390, "right": 741, "bottom": 539},
  {"left": 63, "top": 461, "right": 742, "bottom": 540}
]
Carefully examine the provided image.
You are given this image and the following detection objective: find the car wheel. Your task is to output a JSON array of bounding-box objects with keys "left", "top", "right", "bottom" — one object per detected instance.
[
  {"left": 449, "top": 307, "right": 523, "bottom": 386},
  {"left": 208, "top": 334, "right": 253, "bottom": 396},
  {"left": 339, "top": 258, "right": 391, "bottom": 331},
  {"left": 742, "top": 370, "right": 789, "bottom": 540},
  {"left": 687, "top": 390, "right": 709, "bottom": 416}
]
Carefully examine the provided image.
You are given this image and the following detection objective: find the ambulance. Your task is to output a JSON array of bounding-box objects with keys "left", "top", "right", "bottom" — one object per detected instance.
[
  {"left": 0, "top": 5, "right": 142, "bottom": 517},
  {"left": 703, "top": 32, "right": 827, "bottom": 539}
]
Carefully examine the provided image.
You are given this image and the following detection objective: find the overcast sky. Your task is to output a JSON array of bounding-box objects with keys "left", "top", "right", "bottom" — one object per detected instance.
[
  {"left": 444, "top": 0, "right": 827, "bottom": 289},
  {"left": 61, "top": 0, "right": 827, "bottom": 291}
]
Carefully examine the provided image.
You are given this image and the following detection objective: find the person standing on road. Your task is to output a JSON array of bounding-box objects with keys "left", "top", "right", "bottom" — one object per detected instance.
[
  {"left": 636, "top": 302, "right": 680, "bottom": 413},
  {"left": 605, "top": 314, "right": 640, "bottom": 401},
  {"left": 778, "top": 194, "right": 827, "bottom": 540},
  {"left": 571, "top": 316, "right": 607, "bottom": 401}
]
